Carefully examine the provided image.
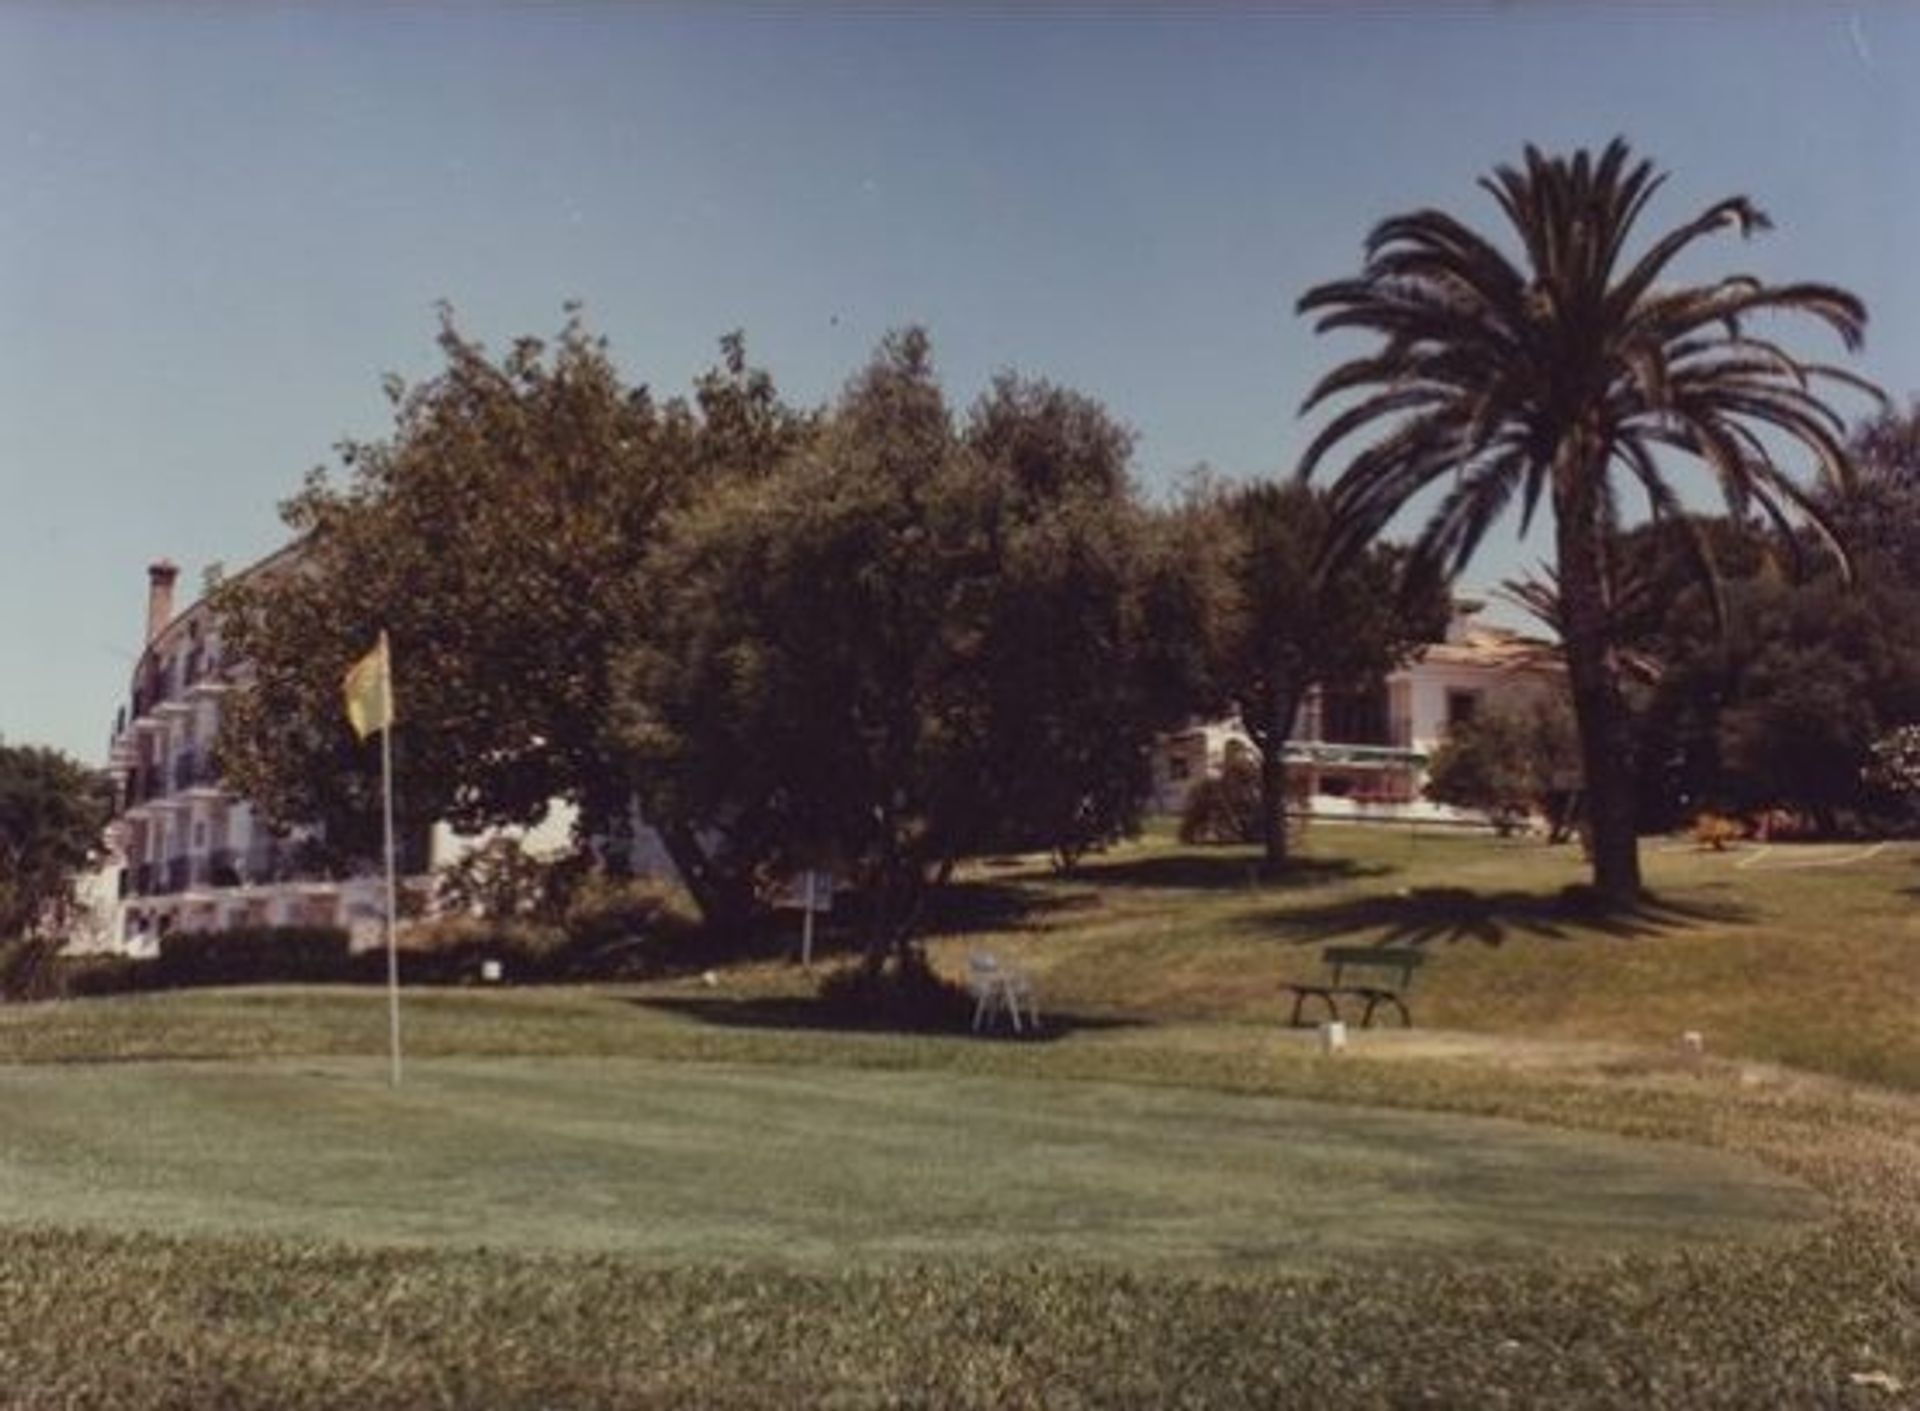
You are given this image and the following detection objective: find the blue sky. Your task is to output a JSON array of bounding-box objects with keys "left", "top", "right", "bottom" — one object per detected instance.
[{"left": 3, "top": 4, "right": 1914, "bottom": 760}]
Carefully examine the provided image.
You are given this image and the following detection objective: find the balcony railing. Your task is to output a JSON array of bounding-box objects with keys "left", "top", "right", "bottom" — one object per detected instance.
[
  {"left": 171, "top": 750, "right": 222, "bottom": 792},
  {"left": 183, "top": 649, "right": 224, "bottom": 688}
]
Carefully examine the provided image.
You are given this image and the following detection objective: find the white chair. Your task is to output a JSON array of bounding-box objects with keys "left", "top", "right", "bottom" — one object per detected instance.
[{"left": 968, "top": 952, "right": 1038, "bottom": 1034}]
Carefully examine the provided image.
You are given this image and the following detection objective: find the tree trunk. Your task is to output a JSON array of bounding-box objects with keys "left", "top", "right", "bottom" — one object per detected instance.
[
  {"left": 1554, "top": 454, "right": 1642, "bottom": 904},
  {"left": 1257, "top": 685, "right": 1304, "bottom": 875},
  {"left": 859, "top": 851, "right": 928, "bottom": 972},
  {"left": 657, "top": 818, "right": 757, "bottom": 937}
]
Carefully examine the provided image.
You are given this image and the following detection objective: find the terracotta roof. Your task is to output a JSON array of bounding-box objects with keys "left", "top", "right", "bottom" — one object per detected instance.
[{"left": 1415, "top": 623, "right": 1561, "bottom": 671}]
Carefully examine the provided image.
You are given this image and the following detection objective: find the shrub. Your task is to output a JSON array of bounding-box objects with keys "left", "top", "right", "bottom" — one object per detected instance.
[
  {"left": 0, "top": 936, "right": 64, "bottom": 1002},
  {"left": 816, "top": 949, "right": 975, "bottom": 1031},
  {"left": 564, "top": 873, "right": 699, "bottom": 948},
  {"left": 1178, "top": 755, "right": 1262, "bottom": 844},
  {"left": 434, "top": 838, "right": 582, "bottom": 923},
  {"left": 1691, "top": 812, "right": 1746, "bottom": 851},
  {"left": 156, "top": 925, "right": 353, "bottom": 987},
  {"left": 57, "top": 954, "right": 161, "bottom": 999},
  {"left": 398, "top": 875, "right": 703, "bottom": 983},
  {"left": 398, "top": 916, "right": 572, "bottom": 984}
]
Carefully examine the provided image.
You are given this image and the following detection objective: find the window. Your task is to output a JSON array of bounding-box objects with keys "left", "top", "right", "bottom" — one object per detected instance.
[{"left": 1446, "top": 690, "right": 1481, "bottom": 729}]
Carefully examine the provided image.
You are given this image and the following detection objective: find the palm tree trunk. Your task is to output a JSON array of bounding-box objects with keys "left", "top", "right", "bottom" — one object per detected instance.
[
  {"left": 1260, "top": 739, "right": 1289, "bottom": 871},
  {"left": 1554, "top": 461, "right": 1642, "bottom": 904},
  {"left": 1256, "top": 685, "right": 1303, "bottom": 874}
]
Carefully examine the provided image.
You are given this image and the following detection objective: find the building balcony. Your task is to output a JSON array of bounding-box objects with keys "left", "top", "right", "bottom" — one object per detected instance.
[
  {"left": 170, "top": 750, "right": 223, "bottom": 794},
  {"left": 183, "top": 652, "right": 232, "bottom": 698}
]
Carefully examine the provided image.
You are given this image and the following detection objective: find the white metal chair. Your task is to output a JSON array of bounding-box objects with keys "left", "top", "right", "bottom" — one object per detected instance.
[{"left": 968, "top": 952, "right": 1038, "bottom": 1034}]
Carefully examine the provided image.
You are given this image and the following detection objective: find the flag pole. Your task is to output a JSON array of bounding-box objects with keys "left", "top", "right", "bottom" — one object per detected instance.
[
  {"left": 380, "top": 637, "right": 401, "bottom": 1089},
  {"left": 382, "top": 702, "right": 401, "bottom": 1090}
]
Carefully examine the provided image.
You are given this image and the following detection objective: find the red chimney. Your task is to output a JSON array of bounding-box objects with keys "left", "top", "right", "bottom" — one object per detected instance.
[{"left": 146, "top": 560, "right": 180, "bottom": 644}]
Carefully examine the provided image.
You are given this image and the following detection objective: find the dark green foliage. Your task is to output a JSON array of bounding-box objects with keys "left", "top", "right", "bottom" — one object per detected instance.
[
  {"left": 1620, "top": 515, "right": 1920, "bottom": 830},
  {"left": 1828, "top": 401, "right": 1920, "bottom": 586},
  {"left": 0, "top": 741, "right": 110, "bottom": 947},
  {"left": 814, "top": 948, "right": 976, "bottom": 1030},
  {"left": 562, "top": 872, "right": 702, "bottom": 952},
  {"left": 1184, "top": 481, "right": 1445, "bottom": 868},
  {"left": 216, "top": 312, "right": 807, "bottom": 913},
  {"left": 0, "top": 936, "right": 66, "bottom": 1001},
  {"left": 624, "top": 330, "right": 1189, "bottom": 958},
  {"left": 1426, "top": 695, "right": 1581, "bottom": 837},
  {"left": 58, "top": 954, "right": 162, "bottom": 998},
  {"left": 156, "top": 925, "right": 352, "bottom": 987},
  {"left": 1865, "top": 725, "right": 1920, "bottom": 826},
  {"left": 1178, "top": 752, "right": 1263, "bottom": 844},
  {"left": 1298, "top": 139, "right": 1877, "bottom": 900},
  {"left": 434, "top": 838, "right": 581, "bottom": 924},
  {"left": 407, "top": 874, "right": 706, "bottom": 983}
]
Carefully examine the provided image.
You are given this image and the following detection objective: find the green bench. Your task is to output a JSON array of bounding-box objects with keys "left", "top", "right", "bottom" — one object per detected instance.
[{"left": 1284, "top": 946, "right": 1425, "bottom": 1029}]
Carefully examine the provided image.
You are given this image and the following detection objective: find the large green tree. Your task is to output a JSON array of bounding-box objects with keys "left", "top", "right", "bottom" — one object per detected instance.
[
  {"left": 622, "top": 331, "right": 1188, "bottom": 959},
  {"left": 1297, "top": 139, "right": 1877, "bottom": 902},
  {"left": 218, "top": 311, "right": 807, "bottom": 919},
  {"left": 0, "top": 742, "right": 109, "bottom": 995},
  {"left": 1624, "top": 540, "right": 1920, "bottom": 831},
  {"left": 1424, "top": 694, "right": 1582, "bottom": 839},
  {"left": 1193, "top": 481, "right": 1444, "bottom": 870}
]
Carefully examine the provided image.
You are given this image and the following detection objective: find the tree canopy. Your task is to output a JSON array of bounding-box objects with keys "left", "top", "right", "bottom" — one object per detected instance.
[
  {"left": 1186, "top": 479, "right": 1445, "bottom": 869},
  {"left": 217, "top": 310, "right": 807, "bottom": 889},
  {"left": 621, "top": 330, "right": 1193, "bottom": 957},
  {"left": 1424, "top": 694, "right": 1581, "bottom": 838},
  {"left": 0, "top": 741, "right": 109, "bottom": 988}
]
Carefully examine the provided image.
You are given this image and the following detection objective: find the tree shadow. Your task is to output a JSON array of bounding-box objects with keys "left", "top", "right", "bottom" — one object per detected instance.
[
  {"left": 1070, "top": 852, "right": 1390, "bottom": 892},
  {"left": 919, "top": 880, "right": 1102, "bottom": 938},
  {"left": 628, "top": 994, "right": 1142, "bottom": 1043},
  {"left": 1245, "top": 886, "right": 1756, "bottom": 949}
]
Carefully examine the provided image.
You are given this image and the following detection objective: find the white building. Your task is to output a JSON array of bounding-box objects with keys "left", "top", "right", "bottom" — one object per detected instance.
[
  {"left": 89, "top": 554, "right": 659, "bottom": 955},
  {"left": 1150, "top": 604, "right": 1562, "bottom": 826}
]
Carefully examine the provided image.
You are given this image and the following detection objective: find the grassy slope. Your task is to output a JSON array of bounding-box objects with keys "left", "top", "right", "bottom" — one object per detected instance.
[
  {"left": 2, "top": 826, "right": 1919, "bottom": 1407},
  {"left": 926, "top": 824, "right": 1920, "bottom": 1088}
]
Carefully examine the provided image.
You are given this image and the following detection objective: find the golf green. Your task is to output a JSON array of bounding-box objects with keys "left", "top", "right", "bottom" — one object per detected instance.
[{"left": 0, "top": 1058, "right": 1817, "bottom": 1271}]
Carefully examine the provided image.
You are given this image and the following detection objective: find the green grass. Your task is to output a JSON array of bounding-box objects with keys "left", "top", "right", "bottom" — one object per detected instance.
[
  {"left": 0, "top": 1056, "right": 1813, "bottom": 1270},
  {"left": 3, "top": 825, "right": 1920, "bottom": 1406},
  {"left": 923, "top": 823, "right": 1920, "bottom": 1088}
]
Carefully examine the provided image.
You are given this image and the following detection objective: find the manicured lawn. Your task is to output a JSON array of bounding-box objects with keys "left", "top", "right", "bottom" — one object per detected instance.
[
  {"left": 0, "top": 1056, "right": 1813, "bottom": 1269},
  {"left": 3, "top": 825, "right": 1919, "bottom": 1407}
]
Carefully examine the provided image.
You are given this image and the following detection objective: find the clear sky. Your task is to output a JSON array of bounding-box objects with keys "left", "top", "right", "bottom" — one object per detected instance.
[{"left": 4, "top": 4, "right": 1915, "bottom": 761}]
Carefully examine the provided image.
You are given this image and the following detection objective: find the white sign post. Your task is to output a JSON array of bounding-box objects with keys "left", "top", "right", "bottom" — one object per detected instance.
[
  {"left": 801, "top": 870, "right": 816, "bottom": 968},
  {"left": 795, "top": 869, "right": 834, "bottom": 968}
]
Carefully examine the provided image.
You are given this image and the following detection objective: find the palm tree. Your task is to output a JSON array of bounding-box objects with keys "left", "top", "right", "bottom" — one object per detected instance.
[{"left": 1296, "top": 139, "right": 1879, "bottom": 903}]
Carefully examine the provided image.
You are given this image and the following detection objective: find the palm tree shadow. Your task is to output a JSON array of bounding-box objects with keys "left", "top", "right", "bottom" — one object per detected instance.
[
  {"left": 1072, "top": 852, "right": 1390, "bottom": 892},
  {"left": 1247, "top": 886, "right": 1756, "bottom": 948}
]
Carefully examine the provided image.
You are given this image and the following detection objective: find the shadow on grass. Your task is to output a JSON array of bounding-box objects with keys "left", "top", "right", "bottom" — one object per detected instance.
[
  {"left": 629, "top": 994, "right": 1143, "bottom": 1043},
  {"left": 1248, "top": 886, "right": 1756, "bottom": 949},
  {"left": 919, "top": 881, "right": 1102, "bottom": 939},
  {"left": 1071, "top": 852, "right": 1391, "bottom": 892}
]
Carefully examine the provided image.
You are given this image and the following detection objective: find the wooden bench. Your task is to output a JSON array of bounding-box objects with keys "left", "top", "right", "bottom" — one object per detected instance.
[{"left": 1284, "top": 946, "right": 1424, "bottom": 1029}]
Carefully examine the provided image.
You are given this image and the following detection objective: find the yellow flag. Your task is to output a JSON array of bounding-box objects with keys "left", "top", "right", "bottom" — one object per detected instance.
[{"left": 343, "top": 631, "right": 394, "bottom": 740}]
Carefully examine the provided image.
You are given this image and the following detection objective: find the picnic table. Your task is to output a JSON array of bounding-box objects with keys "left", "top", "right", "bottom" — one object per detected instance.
[{"left": 1284, "top": 945, "right": 1424, "bottom": 1029}]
